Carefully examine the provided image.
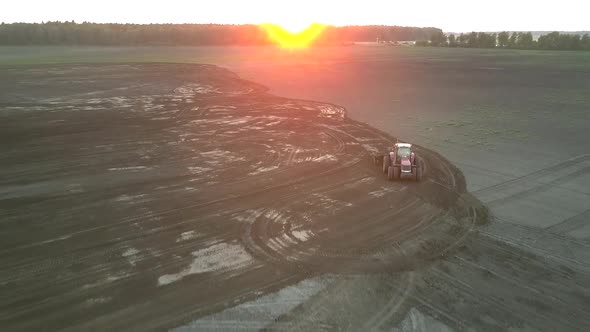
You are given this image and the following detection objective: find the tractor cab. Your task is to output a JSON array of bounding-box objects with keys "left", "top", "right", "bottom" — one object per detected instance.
[{"left": 389, "top": 143, "right": 415, "bottom": 165}]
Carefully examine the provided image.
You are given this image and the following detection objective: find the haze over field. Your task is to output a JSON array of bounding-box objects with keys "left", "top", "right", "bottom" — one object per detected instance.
[{"left": 1, "top": 1, "right": 590, "bottom": 331}]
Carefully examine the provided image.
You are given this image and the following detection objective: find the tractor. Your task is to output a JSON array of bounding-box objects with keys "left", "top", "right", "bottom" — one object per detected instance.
[{"left": 374, "top": 143, "right": 422, "bottom": 181}]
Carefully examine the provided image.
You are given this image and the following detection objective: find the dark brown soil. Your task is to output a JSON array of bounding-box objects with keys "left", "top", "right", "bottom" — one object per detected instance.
[{"left": 0, "top": 64, "right": 485, "bottom": 331}]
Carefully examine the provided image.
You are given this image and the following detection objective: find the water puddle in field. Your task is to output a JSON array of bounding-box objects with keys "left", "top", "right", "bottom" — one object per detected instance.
[
  {"left": 249, "top": 165, "right": 279, "bottom": 176},
  {"left": 175, "top": 231, "right": 200, "bottom": 243},
  {"left": 157, "top": 242, "right": 253, "bottom": 286},
  {"left": 171, "top": 276, "right": 335, "bottom": 331}
]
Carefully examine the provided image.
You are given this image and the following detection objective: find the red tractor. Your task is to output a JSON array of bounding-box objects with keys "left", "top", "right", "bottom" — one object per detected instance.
[{"left": 376, "top": 143, "right": 422, "bottom": 181}]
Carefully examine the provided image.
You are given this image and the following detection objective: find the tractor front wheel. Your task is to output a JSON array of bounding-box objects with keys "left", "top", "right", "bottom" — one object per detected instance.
[
  {"left": 383, "top": 156, "right": 389, "bottom": 174},
  {"left": 387, "top": 166, "right": 394, "bottom": 181}
]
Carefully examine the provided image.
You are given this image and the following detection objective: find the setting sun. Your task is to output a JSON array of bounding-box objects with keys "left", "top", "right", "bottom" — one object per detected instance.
[{"left": 261, "top": 23, "right": 326, "bottom": 48}]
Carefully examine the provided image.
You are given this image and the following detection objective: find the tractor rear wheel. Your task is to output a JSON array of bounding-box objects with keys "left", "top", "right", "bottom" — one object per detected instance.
[
  {"left": 416, "top": 167, "right": 423, "bottom": 181},
  {"left": 382, "top": 156, "right": 389, "bottom": 174},
  {"left": 393, "top": 166, "right": 400, "bottom": 179}
]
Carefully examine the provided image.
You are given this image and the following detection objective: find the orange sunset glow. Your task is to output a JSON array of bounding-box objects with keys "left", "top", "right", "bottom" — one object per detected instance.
[{"left": 261, "top": 23, "right": 326, "bottom": 48}]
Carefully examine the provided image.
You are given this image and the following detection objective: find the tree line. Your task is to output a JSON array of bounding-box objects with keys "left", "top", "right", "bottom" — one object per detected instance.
[
  {"left": 316, "top": 25, "right": 440, "bottom": 44},
  {"left": 419, "top": 31, "right": 590, "bottom": 51},
  {"left": 0, "top": 22, "right": 440, "bottom": 46}
]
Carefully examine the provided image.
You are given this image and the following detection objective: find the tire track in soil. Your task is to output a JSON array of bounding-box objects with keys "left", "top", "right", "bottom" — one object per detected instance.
[
  {"left": 409, "top": 234, "right": 590, "bottom": 332},
  {"left": 486, "top": 165, "right": 590, "bottom": 207},
  {"left": 257, "top": 161, "right": 483, "bottom": 331},
  {"left": 473, "top": 154, "right": 590, "bottom": 201},
  {"left": 546, "top": 208, "right": 590, "bottom": 235}
]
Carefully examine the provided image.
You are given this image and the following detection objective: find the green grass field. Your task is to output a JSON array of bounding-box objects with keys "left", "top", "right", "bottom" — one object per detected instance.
[{"left": 2, "top": 45, "right": 590, "bottom": 71}]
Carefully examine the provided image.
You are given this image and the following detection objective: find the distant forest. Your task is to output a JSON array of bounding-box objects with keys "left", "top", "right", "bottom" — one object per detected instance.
[
  {"left": 420, "top": 31, "right": 590, "bottom": 51},
  {"left": 0, "top": 22, "right": 440, "bottom": 46}
]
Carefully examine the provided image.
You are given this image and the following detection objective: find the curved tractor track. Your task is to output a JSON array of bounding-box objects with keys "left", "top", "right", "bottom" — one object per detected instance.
[{"left": 0, "top": 64, "right": 487, "bottom": 331}]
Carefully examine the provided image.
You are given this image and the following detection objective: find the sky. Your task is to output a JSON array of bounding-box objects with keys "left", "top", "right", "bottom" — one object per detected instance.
[{"left": 2, "top": 0, "right": 589, "bottom": 32}]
